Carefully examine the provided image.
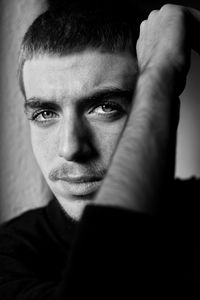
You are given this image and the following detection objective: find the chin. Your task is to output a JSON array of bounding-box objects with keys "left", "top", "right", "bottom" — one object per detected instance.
[
  {"left": 61, "top": 198, "right": 93, "bottom": 221},
  {"left": 56, "top": 193, "right": 96, "bottom": 221}
]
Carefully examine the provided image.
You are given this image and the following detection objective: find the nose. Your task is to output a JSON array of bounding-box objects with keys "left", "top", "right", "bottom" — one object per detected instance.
[{"left": 58, "top": 114, "right": 92, "bottom": 162}]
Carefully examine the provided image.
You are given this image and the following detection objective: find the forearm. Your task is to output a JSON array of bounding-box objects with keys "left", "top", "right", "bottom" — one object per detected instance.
[{"left": 95, "top": 69, "right": 179, "bottom": 214}]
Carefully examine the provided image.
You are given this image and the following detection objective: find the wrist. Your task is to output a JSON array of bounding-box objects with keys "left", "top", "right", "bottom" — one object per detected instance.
[{"left": 137, "top": 66, "right": 185, "bottom": 99}]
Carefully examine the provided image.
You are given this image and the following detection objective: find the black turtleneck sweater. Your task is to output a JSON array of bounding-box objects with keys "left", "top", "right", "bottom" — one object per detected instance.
[{"left": 0, "top": 178, "right": 199, "bottom": 298}]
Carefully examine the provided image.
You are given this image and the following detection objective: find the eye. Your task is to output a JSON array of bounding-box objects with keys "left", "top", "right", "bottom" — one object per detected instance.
[
  {"left": 35, "top": 111, "right": 57, "bottom": 120},
  {"left": 91, "top": 102, "right": 124, "bottom": 115},
  {"left": 30, "top": 110, "right": 59, "bottom": 125},
  {"left": 96, "top": 104, "right": 118, "bottom": 113}
]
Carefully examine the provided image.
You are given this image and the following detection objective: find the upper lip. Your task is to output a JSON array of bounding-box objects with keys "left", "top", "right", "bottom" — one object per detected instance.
[{"left": 58, "top": 176, "right": 103, "bottom": 184}]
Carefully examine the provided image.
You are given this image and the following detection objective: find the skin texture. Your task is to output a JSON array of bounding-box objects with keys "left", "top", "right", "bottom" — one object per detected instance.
[{"left": 23, "top": 50, "right": 138, "bottom": 220}]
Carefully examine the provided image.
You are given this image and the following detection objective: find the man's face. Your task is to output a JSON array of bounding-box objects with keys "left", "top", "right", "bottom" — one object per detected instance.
[{"left": 23, "top": 50, "right": 137, "bottom": 220}]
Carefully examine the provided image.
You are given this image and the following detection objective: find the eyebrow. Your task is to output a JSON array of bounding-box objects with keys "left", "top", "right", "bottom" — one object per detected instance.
[
  {"left": 24, "top": 88, "right": 134, "bottom": 112},
  {"left": 24, "top": 100, "right": 60, "bottom": 112}
]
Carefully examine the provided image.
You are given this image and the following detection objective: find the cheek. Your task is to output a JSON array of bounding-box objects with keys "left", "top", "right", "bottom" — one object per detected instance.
[
  {"left": 30, "top": 127, "right": 59, "bottom": 169},
  {"left": 92, "top": 118, "right": 127, "bottom": 165}
]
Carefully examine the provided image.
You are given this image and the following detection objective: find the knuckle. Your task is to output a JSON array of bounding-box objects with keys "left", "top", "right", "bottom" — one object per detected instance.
[
  {"left": 160, "top": 4, "right": 186, "bottom": 17},
  {"left": 161, "top": 4, "right": 176, "bottom": 12},
  {"left": 140, "top": 20, "right": 146, "bottom": 29},
  {"left": 148, "top": 10, "right": 158, "bottom": 19}
]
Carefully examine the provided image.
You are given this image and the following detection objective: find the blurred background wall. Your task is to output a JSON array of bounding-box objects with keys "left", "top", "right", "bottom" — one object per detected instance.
[
  {"left": 0, "top": 0, "right": 51, "bottom": 223},
  {"left": 0, "top": 0, "right": 200, "bottom": 223}
]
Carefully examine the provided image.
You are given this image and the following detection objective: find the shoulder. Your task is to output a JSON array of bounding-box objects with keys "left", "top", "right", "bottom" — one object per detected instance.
[
  {"left": 167, "top": 177, "right": 200, "bottom": 239},
  {"left": 0, "top": 203, "right": 52, "bottom": 258},
  {"left": 172, "top": 176, "right": 200, "bottom": 212},
  {"left": 0, "top": 203, "right": 50, "bottom": 240},
  {"left": 0, "top": 198, "right": 73, "bottom": 252},
  {"left": 0, "top": 199, "right": 72, "bottom": 281},
  {"left": 173, "top": 176, "right": 200, "bottom": 194}
]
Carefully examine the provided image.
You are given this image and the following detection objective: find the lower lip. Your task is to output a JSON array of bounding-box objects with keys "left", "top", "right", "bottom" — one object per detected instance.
[{"left": 58, "top": 179, "right": 102, "bottom": 196}]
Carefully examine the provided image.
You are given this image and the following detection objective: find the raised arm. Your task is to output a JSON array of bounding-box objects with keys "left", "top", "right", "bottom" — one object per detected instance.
[
  {"left": 67, "top": 8, "right": 200, "bottom": 293},
  {"left": 95, "top": 4, "right": 200, "bottom": 214}
]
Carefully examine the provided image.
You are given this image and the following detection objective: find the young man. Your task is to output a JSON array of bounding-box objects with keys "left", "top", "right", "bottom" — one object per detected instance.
[{"left": 0, "top": 1, "right": 200, "bottom": 298}]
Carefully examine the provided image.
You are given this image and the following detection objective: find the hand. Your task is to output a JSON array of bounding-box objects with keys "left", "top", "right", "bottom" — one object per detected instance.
[{"left": 136, "top": 4, "right": 200, "bottom": 95}]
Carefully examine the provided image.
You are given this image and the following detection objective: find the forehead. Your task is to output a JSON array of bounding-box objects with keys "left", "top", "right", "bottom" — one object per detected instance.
[{"left": 23, "top": 50, "right": 138, "bottom": 99}]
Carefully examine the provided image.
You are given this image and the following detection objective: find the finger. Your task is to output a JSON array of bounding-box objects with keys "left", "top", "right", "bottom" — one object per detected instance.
[
  {"left": 147, "top": 9, "right": 159, "bottom": 20},
  {"left": 140, "top": 20, "right": 146, "bottom": 30}
]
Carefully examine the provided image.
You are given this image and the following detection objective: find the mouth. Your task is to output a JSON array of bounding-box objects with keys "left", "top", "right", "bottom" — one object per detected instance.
[
  {"left": 56, "top": 176, "right": 103, "bottom": 196},
  {"left": 59, "top": 176, "right": 102, "bottom": 184}
]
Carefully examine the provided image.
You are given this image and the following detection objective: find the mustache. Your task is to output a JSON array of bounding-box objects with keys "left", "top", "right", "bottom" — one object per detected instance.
[{"left": 48, "top": 163, "right": 106, "bottom": 182}]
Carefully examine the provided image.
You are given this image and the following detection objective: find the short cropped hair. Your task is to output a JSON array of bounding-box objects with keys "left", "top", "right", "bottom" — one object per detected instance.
[{"left": 18, "top": 1, "right": 145, "bottom": 98}]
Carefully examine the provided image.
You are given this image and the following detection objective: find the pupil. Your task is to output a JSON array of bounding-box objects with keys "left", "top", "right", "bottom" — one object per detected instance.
[
  {"left": 43, "top": 111, "right": 52, "bottom": 118},
  {"left": 102, "top": 104, "right": 112, "bottom": 112}
]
